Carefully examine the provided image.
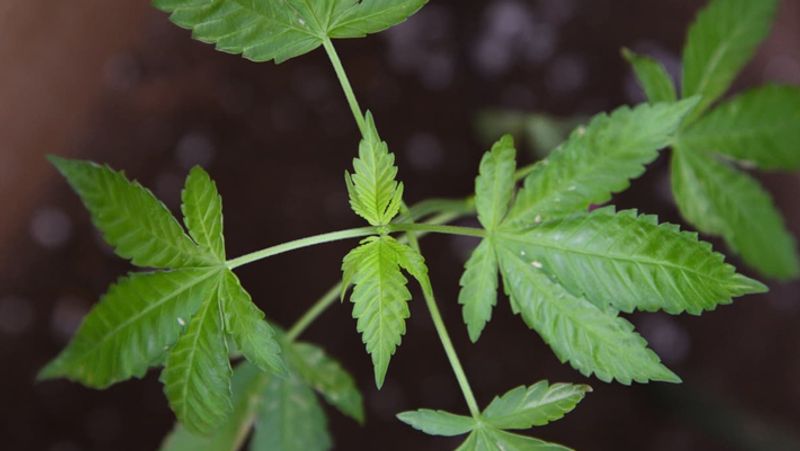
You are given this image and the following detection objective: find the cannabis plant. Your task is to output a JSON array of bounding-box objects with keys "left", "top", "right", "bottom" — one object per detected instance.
[{"left": 39, "top": 0, "right": 798, "bottom": 450}]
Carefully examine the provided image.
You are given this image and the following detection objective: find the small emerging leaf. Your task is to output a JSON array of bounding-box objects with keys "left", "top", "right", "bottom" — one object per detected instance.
[
  {"left": 482, "top": 381, "right": 590, "bottom": 430},
  {"left": 182, "top": 166, "right": 226, "bottom": 261},
  {"left": 162, "top": 291, "right": 233, "bottom": 435},
  {"left": 680, "top": 85, "right": 800, "bottom": 170},
  {"left": 345, "top": 112, "right": 405, "bottom": 226},
  {"left": 48, "top": 156, "right": 214, "bottom": 268},
  {"left": 396, "top": 409, "right": 475, "bottom": 437},
  {"left": 622, "top": 48, "right": 677, "bottom": 103},
  {"left": 681, "top": 0, "right": 777, "bottom": 120}
]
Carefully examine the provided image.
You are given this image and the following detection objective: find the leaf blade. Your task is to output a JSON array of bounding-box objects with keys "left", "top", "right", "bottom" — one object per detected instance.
[
  {"left": 482, "top": 381, "right": 590, "bottom": 430},
  {"left": 475, "top": 135, "right": 517, "bottom": 230},
  {"left": 396, "top": 409, "right": 475, "bottom": 437},
  {"left": 182, "top": 166, "right": 226, "bottom": 261},
  {"left": 622, "top": 48, "right": 677, "bottom": 103},
  {"left": 458, "top": 239, "right": 499, "bottom": 342}
]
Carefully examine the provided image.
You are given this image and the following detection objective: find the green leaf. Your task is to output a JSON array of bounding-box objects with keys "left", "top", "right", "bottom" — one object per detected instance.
[
  {"left": 250, "top": 373, "right": 332, "bottom": 451},
  {"left": 286, "top": 341, "right": 365, "bottom": 423},
  {"left": 503, "top": 99, "right": 697, "bottom": 227},
  {"left": 220, "top": 270, "right": 286, "bottom": 375},
  {"left": 159, "top": 362, "right": 269, "bottom": 451},
  {"left": 182, "top": 166, "right": 226, "bottom": 261},
  {"left": 681, "top": 0, "right": 777, "bottom": 120},
  {"left": 38, "top": 267, "right": 222, "bottom": 388},
  {"left": 475, "top": 135, "right": 517, "bottom": 230},
  {"left": 162, "top": 290, "right": 233, "bottom": 435},
  {"left": 341, "top": 235, "right": 418, "bottom": 388},
  {"left": 345, "top": 112, "right": 404, "bottom": 226},
  {"left": 153, "top": 0, "right": 427, "bottom": 64},
  {"left": 458, "top": 239, "right": 499, "bottom": 342},
  {"left": 671, "top": 147, "right": 800, "bottom": 279},
  {"left": 396, "top": 409, "right": 475, "bottom": 437},
  {"left": 496, "top": 245, "right": 679, "bottom": 384},
  {"left": 497, "top": 208, "right": 765, "bottom": 315},
  {"left": 482, "top": 381, "right": 590, "bottom": 430},
  {"left": 48, "top": 156, "right": 214, "bottom": 268},
  {"left": 622, "top": 48, "right": 677, "bottom": 103},
  {"left": 680, "top": 85, "right": 800, "bottom": 170},
  {"left": 457, "top": 427, "right": 571, "bottom": 451}
]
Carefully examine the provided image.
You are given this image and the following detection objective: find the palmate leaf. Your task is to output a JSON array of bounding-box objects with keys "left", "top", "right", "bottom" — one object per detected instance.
[
  {"left": 458, "top": 239, "right": 499, "bottom": 342},
  {"left": 396, "top": 409, "right": 475, "bottom": 437},
  {"left": 251, "top": 372, "right": 332, "bottom": 451},
  {"left": 345, "top": 112, "right": 404, "bottom": 226},
  {"left": 286, "top": 341, "right": 365, "bottom": 423},
  {"left": 48, "top": 156, "right": 216, "bottom": 268},
  {"left": 457, "top": 428, "right": 571, "bottom": 451},
  {"left": 681, "top": 0, "right": 777, "bottom": 121},
  {"left": 482, "top": 382, "right": 590, "bottom": 430},
  {"left": 162, "top": 291, "right": 234, "bottom": 435},
  {"left": 622, "top": 48, "right": 677, "bottom": 104},
  {"left": 153, "top": 0, "right": 427, "bottom": 64},
  {"left": 220, "top": 270, "right": 285, "bottom": 375},
  {"left": 503, "top": 99, "right": 697, "bottom": 227},
  {"left": 498, "top": 208, "right": 765, "bottom": 315},
  {"left": 160, "top": 362, "right": 269, "bottom": 451},
  {"left": 680, "top": 85, "right": 800, "bottom": 170},
  {"left": 496, "top": 245, "right": 679, "bottom": 384},
  {"left": 183, "top": 166, "right": 226, "bottom": 260},
  {"left": 38, "top": 267, "right": 222, "bottom": 388},
  {"left": 341, "top": 235, "right": 427, "bottom": 387},
  {"left": 672, "top": 147, "right": 800, "bottom": 279}
]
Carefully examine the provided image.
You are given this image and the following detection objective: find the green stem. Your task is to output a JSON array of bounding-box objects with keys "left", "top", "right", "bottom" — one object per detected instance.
[
  {"left": 322, "top": 38, "right": 367, "bottom": 135},
  {"left": 389, "top": 223, "right": 486, "bottom": 238},
  {"left": 226, "top": 227, "right": 375, "bottom": 270}
]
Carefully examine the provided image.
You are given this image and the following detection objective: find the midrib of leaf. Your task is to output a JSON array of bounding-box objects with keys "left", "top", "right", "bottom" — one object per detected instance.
[
  {"left": 496, "top": 230, "right": 728, "bottom": 285},
  {"left": 72, "top": 268, "right": 221, "bottom": 364},
  {"left": 175, "top": 293, "right": 220, "bottom": 420}
]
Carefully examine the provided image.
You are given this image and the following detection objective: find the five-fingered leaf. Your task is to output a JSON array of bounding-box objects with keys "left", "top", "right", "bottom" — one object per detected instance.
[
  {"left": 671, "top": 147, "right": 800, "bottom": 280},
  {"left": 162, "top": 292, "right": 234, "bottom": 434},
  {"left": 498, "top": 208, "right": 766, "bottom": 315},
  {"left": 153, "top": 0, "right": 427, "bottom": 64},
  {"left": 251, "top": 372, "right": 332, "bottom": 451},
  {"left": 482, "top": 382, "right": 590, "bottom": 430},
  {"left": 48, "top": 156, "right": 217, "bottom": 267},
  {"left": 345, "top": 112, "right": 404, "bottom": 226},
  {"left": 503, "top": 99, "right": 697, "bottom": 227},
  {"left": 681, "top": 0, "right": 777, "bottom": 121},
  {"left": 622, "top": 48, "right": 676, "bottom": 103},
  {"left": 341, "top": 235, "right": 428, "bottom": 387},
  {"left": 496, "top": 245, "right": 679, "bottom": 384},
  {"left": 680, "top": 85, "right": 800, "bottom": 170}
]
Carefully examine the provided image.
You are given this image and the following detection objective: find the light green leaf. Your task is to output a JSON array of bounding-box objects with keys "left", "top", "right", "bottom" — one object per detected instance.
[
  {"left": 159, "top": 362, "right": 269, "bottom": 451},
  {"left": 680, "top": 85, "right": 800, "bottom": 170},
  {"left": 622, "top": 48, "right": 677, "bottom": 103},
  {"left": 498, "top": 208, "right": 765, "bottom": 315},
  {"left": 496, "top": 245, "right": 679, "bottom": 384},
  {"left": 396, "top": 409, "right": 475, "bottom": 437},
  {"left": 153, "top": 0, "right": 427, "bottom": 64},
  {"left": 345, "top": 112, "right": 404, "bottom": 226},
  {"left": 162, "top": 290, "right": 233, "bottom": 435},
  {"left": 341, "top": 235, "right": 415, "bottom": 388},
  {"left": 457, "top": 427, "right": 571, "bottom": 451},
  {"left": 475, "top": 135, "right": 517, "bottom": 230},
  {"left": 286, "top": 341, "right": 365, "bottom": 423},
  {"left": 182, "top": 166, "right": 225, "bottom": 261},
  {"left": 503, "top": 99, "right": 697, "bottom": 227},
  {"left": 250, "top": 373, "right": 332, "bottom": 451},
  {"left": 38, "top": 267, "right": 222, "bottom": 388},
  {"left": 48, "top": 156, "right": 214, "bottom": 268},
  {"left": 671, "top": 147, "right": 800, "bottom": 279},
  {"left": 482, "top": 381, "right": 590, "bottom": 430},
  {"left": 220, "top": 270, "right": 286, "bottom": 375},
  {"left": 458, "top": 239, "right": 498, "bottom": 342},
  {"left": 681, "top": 0, "right": 777, "bottom": 120}
]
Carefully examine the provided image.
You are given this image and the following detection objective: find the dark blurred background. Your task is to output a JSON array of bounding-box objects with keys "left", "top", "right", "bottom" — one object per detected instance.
[{"left": 2, "top": 1, "right": 800, "bottom": 450}]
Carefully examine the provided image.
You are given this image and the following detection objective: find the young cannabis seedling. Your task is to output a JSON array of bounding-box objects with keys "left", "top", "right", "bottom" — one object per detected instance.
[{"left": 37, "top": 0, "right": 796, "bottom": 449}]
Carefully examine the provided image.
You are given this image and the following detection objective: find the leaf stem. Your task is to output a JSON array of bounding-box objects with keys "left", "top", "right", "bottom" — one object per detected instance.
[
  {"left": 226, "top": 227, "right": 375, "bottom": 270},
  {"left": 322, "top": 38, "right": 367, "bottom": 136},
  {"left": 389, "top": 223, "right": 486, "bottom": 238}
]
